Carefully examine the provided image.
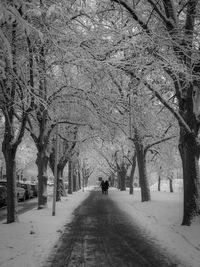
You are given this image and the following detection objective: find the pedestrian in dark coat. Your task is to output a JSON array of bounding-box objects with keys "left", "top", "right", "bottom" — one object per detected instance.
[
  {"left": 104, "top": 180, "right": 109, "bottom": 194},
  {"left": 100, "top": 180, "right": 105, "bottom": 194}
]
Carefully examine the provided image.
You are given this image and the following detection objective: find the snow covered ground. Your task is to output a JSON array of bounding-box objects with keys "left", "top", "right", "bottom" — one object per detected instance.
[
  {"left": 0, "top": 189, "right": 90, "bottom": 267},
  {"left": 0, "top": 187, "right": 200, "bottom": 267},
  {"left": 109, "top": 188, "right": 200, "bottom": 267}
]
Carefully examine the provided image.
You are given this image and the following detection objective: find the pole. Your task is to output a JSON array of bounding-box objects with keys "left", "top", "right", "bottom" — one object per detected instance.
[{"left": 52, "top": 121, "right": 59, "bottom": 216}]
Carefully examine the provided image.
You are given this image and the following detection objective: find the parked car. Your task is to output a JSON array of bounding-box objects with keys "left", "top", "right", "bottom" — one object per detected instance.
[
  {"left": 17, "top": 181, "right": 34, "bottom": 199},
  {"left": 30, "top": 183, "right": 38, "bottom": 197},
  {"left": 0, "top": 185, "right": 7, "bottom": 206},
  {"left": 0, "top": 180, "right": 26, "bottom": 202}
]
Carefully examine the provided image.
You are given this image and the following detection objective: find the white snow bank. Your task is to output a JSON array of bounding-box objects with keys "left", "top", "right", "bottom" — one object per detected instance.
[
  {"left": 0, "top": 188, "right": 91, "bottom": 267},
  {"left": 109, "top": 188, "right": 200, "bottom": 267},
  {"left": 0, "top": 186, "right": 200, "bottom": 267}
]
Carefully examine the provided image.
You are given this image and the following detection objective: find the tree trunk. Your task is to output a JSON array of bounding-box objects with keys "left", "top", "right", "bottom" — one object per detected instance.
[
  {"left": 56, "top": 168, "right": 61, "bottom": 201},
  {"left": 49, "top": 150, "right": 68, "bottom": 200},
  {"left": 77, "top": 167, "right": 81, "bottom": 190},
  {"left": 68, "top": 160, "right": 73, "bottom": 194},
  {"left": 84, "top": 175, "right": 89, "bottom": 187},
  {"left": 179, "top": 138, "right": 200, "bottom": 225},
  {"left": 176, "top": 75, "right": 200, "bottom": 225},
  {"left": 117, "top": 170, "right": 121, "bottom": 190},
  {"left": 73, "top": 164, "right": 77, "bottom": 192},
  {"left": 3, "top": 146, "right": 18, "bottom": 223},
  {"left": 129, "top": 153, "right": 136, "bottom": 194},
  {"left": 81, "top": 171, "right": 84, "bottom": 192},
  {"left": 157, "top": 166, "right": 162, "bottom": 191},
  {"left": 0, "top": 166, "right": 2, "bottom": 179},
  {"left": 120, "top": 164, "right": 126, "bottom": 191},
  {"left": 169, "top": 178, "right": 173, "bottom": 193},
  {"left": 57, "top": 167, "right": 66, "bottom": 198},
  {"left": 135, "top": 141, "right": 151, "bottom": 202},
  {"left": 1, "top": 10, "right": 19, "bottom": 223},
  {"left": 158, "top": 175, "right": 161, "bottom": 191},
  {"left": 36, "top": 151, "right": 48, "bottom": 209}
]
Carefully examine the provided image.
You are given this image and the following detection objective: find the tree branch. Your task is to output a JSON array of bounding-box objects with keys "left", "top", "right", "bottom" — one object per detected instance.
[
  {"left": 147, "top": 0, "right": 175, "bottom": 30},
  {"left": 144, "top": 135, "right": 177, "bottom": 155},
  {"left": 144, "top": 81, "right": 192, "bottom": 134},
  {"left": 111, "top": 0, "right": 150, "bottom": 33}
]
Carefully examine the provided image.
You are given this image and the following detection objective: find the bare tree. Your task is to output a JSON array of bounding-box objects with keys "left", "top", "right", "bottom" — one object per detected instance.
[
  {"left": 105, "top": 0, "right": 200, "bottom": 225},
  {"left": 0, "top": 2, "right": 41, "bottom": 223}
]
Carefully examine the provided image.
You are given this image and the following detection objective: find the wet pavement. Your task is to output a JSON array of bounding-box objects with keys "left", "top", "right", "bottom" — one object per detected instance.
[{"left": 44, "top": 190, "right": 184, "bottom": 267}]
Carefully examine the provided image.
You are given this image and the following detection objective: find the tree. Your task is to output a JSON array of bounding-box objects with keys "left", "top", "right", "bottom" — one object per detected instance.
[
  {"left": 103, "top": 0, "right": 200, "bottom": 225},
  {"left": 153, "top": 139, "right": 181, "bottom": 192},
  {"left": 81, "top": 158, "right": 93, "bottom": 188},
  {"left": 25, "top": 0, "right": 91, "bottom": 208},
  {"left": 109, "top": 71, "right": 176, "bottom": 200},
  {"left": 49, "top": 125, "right": 78, "bottom": 200},
  {"left": 0, "top": 2, "right": 42, "bottom": 223}
]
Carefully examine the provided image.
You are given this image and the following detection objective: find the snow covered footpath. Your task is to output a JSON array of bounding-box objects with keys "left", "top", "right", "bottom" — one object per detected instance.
[
  {"left": 0, "top": 187, "right": 200, "bottom": 267},
  {"left": 0, "top": 188, "right": 91, "bottom": 267},
  {"left": 109, "top": 188, "right": 200, "bottom": 267}
]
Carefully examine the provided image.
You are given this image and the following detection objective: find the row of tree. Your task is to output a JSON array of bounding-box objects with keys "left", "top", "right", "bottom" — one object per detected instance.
[
  {"left": 0, "top": 0, "right": 200, "bottom": 226},
  {"left": 0, "top": 0, "right": 96, "bottom": 223},
  {"left": 93, "top": 0, "right": 200, "bottom": 226}
]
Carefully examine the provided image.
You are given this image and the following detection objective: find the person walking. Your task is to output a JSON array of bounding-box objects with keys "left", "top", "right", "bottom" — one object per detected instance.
[
  {"left": 100, "top": 180, "right": 105, "bottom": 194},
  {"left": 104, "top": 180, "right": 109, "bottom": 194}
]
